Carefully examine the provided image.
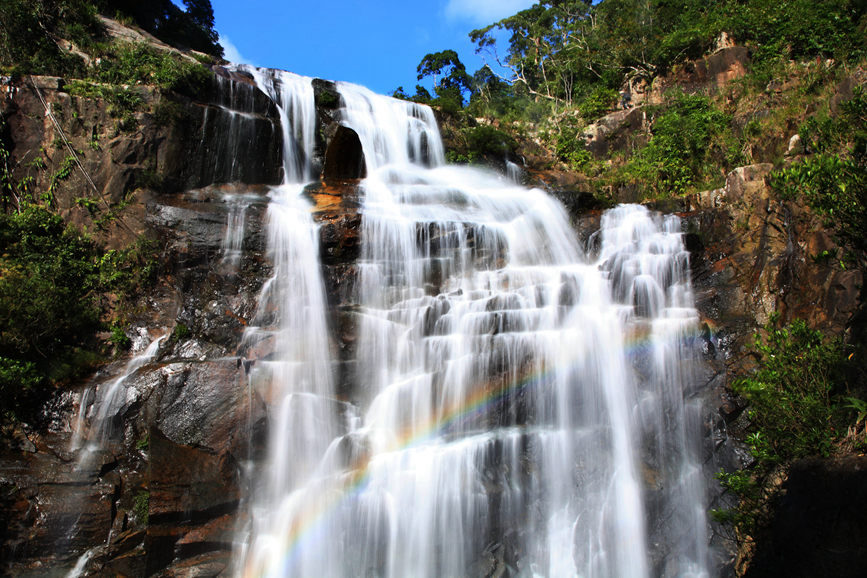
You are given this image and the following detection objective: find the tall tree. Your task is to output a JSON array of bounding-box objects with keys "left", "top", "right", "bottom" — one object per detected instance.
[{"left": 416, "top": 49, "right": 472, "bottom": 107}]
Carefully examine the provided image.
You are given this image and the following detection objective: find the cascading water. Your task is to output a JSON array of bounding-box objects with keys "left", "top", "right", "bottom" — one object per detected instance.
[
  {"left": 71, "top": 334, "right": 166, "bottom": 462},
  {"left": 221, "top": 192, "right": 258, "bottom": 272},
  {"left": 230, "top": 66, "right": 344, "bottom": 576},
  {"left": 233, "top": 70, "right": 710, "bottom": 577},
  {"left": 240, "top": 65, "right": 317, "bottom": 184}
]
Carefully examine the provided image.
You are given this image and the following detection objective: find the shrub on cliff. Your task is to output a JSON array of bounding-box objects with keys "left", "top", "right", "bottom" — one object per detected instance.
[
  {"left": 771, "top": 87, "right": 867, "bottom": 262},
  {"left": 0, "top": 205, "right": 102, "bottom": 418},
  {"left": 0, "top": 0, "right": 100, "bottom": 77},
  {"left": 714, "top": 316, "right": 859, "bottom": 535},
  {"left": 0, "top": 192, "right": 160, "bottom": 421},
  {"left": 92, "top": 42, "right": 212, "bottom": 96},
  {"left": 617, "top": 92, "right": 740, "bottom": 197}
]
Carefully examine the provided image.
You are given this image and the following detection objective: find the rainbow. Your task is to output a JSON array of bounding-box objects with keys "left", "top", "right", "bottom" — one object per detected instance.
[{"left": 242, "top": 319, "right": 714, "bottom": 576}]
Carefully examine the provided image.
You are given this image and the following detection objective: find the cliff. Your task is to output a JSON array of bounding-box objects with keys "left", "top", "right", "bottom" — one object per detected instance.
[{"left": 1, "top": 21, "right": 865, "bottom": 578}]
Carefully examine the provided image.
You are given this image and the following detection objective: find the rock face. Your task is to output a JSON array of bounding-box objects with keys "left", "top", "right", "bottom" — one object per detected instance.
[
  {"left": 582, "top": 106, "right": 649, "bottom": 158},
  {"left": 678, "top": 164, "right": 865, "bottom": 572},
  {"left": 744, "top": 456, "right": 867, "bottom": 577},
  {"left": 1, "top": 72, "right": 283, "bottom": 248},
  {"left": 687, "top": 164, "right": 862, "bottom": 336},
  {"left": 631, "top": 46, "right": 750, "bottom": 107}
]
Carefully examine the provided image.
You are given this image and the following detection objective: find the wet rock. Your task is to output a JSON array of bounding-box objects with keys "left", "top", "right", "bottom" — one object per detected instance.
[
  {"left": 157, "top": 550, "right": 231, "bottom": 577},
  {"left": 147, "top": 429, "right": 239, "bottom": 521},
  {"left": 0, "top": 433, "right": 118, "bottom": 571},
  {"left": 144, "top": 430, "right": 240, "bottom": 575},
  {"left": 313, "top": 77, "right": 343, "bottom": 172},
  {"left": 153, "top": 360, "right": 253, "bottom": 455}
]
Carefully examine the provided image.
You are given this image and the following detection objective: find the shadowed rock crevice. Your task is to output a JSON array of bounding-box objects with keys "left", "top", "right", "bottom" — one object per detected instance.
[{"left": 323, "top": 125, "right": 366, "bottom": 180}]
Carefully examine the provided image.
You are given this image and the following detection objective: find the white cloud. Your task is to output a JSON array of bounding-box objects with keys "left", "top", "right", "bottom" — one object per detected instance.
[
  {"left": 219, "top": 34, "right": 253, "bottom": 65},
  {"left": 444, "top": 0, "right": 537, "bottom": 24}
]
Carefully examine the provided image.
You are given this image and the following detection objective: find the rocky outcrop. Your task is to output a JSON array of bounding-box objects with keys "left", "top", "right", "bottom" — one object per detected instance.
[
  {"left": 687, "top": 164, "right": 862, "bottom": 337},
  {"left": 677, "top": 164, "right": 864, "bottom": 572},
  {"left": 582, "top": 106, "right": 649, "bottom": 158},
  {"left": 631, "top": 46, "right": 750, "bottom": 107},
  {"left": 1, "top": 72, "right": 283, "bottom": 246}
]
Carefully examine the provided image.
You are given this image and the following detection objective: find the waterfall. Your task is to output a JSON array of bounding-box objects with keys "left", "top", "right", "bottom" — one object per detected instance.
[
  {"left": 71, "top": 334, "right": 166, "bottom": 461},
  {"left": 505, "top": 159, "right": 523, "bottom": 183},
  {"left": 220, "top": 192, "right": 258, "bottom": 272},
  {"left": 233, "top": 70, "right": 710, "bottom": 577},
  {"left": 241, "top": 65, "right": 317, "bottom": 183},
  {"left": 231, "top": 67, "right": 345, "bottom": 576}
]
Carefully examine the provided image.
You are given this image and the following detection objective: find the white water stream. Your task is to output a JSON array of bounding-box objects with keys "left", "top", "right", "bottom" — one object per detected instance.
[{"left": 232, "top": 68, "right": 709, "bottom": 577}]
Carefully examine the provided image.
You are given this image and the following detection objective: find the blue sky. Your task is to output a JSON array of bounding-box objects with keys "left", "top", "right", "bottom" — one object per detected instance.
[{"left": 211, "top": 0, "right": 536, "bottom": 95}]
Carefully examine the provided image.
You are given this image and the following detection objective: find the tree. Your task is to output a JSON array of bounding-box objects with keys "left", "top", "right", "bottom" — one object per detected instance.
[
  {"left": 416, "top": 49, "right": 472, "bottom": 107},
  {"left": 467, "top": 65, "right": 516, "bottom": 119},
  {"left": 470, "top": 1, "right": 596, "bottom": 105}
]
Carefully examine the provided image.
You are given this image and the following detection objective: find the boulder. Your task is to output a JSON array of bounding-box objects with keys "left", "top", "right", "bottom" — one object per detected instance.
[{"left": 582, "top": 106, "right": 648, "bottom": 158}]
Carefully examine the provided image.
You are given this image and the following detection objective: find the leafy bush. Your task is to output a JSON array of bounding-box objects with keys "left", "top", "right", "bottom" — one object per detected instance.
[
  {"left": 624, "top": 92, "right": 740, "bottom": 196},
  {"left": 0, "top": 0, "right": 100, "bottom": 77},
  {"left": 0, "top": 205, "right": 102, "bottom": 417},
  {"left": 771, "top": 88, "right": 867, "bottom": 259},
  {"left": 714, "top": 316, "right": 856, "bottom": 535},
  {"left": 734, "top": 318, "right": 848, "bottom": 461},
  {"left": 771, "top": 155, "right": 866, "bottom": 255},
  {"left": 723, "top": 0, "right": 865, "bottom": 64},
  {"left": 555, "top": 118, "right": 593, "bottom": 171},
  {"left": 577, "top": 87, "right": 618, "bottom": 120},
  {"left": 92, "top": 42, "right": 212, "bottom": 96},
  {"left": 465, "top": 125, "right": 516, "bottom": 157},
  {"left": 0, "top": 200, "right": 161, "bottom": 420}
]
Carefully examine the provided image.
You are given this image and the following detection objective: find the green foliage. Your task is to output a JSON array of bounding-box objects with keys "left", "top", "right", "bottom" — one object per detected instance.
[
  {"left": 466, "top": 66, "right": 524, "bottom": 121},
  {"left": 0, "top": 198, "right": 160, "bottom": 420},
  {"left": 577, "top": 87, "right": 617, "bottom": 120},
  {"left": 713, "top": 317, "right": 856, "bottom": 536},
  {"left": 65, "top": 79, "right": 145, "bottom": 123},
  {"left": 555, "top": 118, "right": 593, "bottom": 171},
  {"left": 109, "top": 325, "right": 131, "bottom": 350},
  {"left": 97, "top": 236, "right": 160, "bottom": 296},
  {"left": 133, "top": 490, "right": 149, "bottom": 525},
  {"left": 724, "top": 0, "right": 865, "bottom": 64},
  {"left": 467, "top": 0, "right": 864, "bottom": 119},
  {"left": 91, "top": 42, "right": 212, "bottom": 96},
  {"left": 417, "top": 49, "right": 473, "bottom": 111},
  {"left": 624, "top": 92, "right": 738, "bottom": 196},
  {"left": 45, "top": 155, "right": 77, "bottom": 204},
  {"left": 0, "top": 0, "right": 101, "bottom": 77},
  {"left": 0, "top": 204, "right": 102, "bottom": 417},
  {"left": 800, "top": 86, "right": 867, "bottom": 157},
  {"left": 463, "top": 124, "right": 517, "bottom": 162},
  {"left": 771, "top": 155, "right": 866, "bottom": 253},
  {"left": 771, "top": 90, "right": 867, "bottom": 259},
  {"left": 734, "top": 318, "right": 847, "bottom": 462},
  {"left": 172, "top": 322, "right": 190, "bottom": 342}
]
